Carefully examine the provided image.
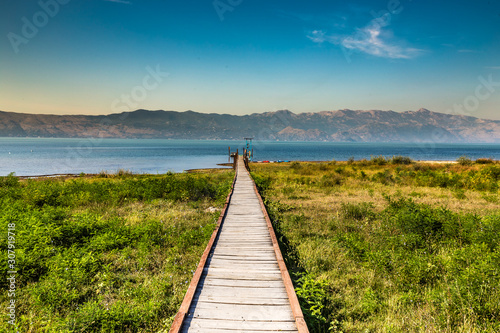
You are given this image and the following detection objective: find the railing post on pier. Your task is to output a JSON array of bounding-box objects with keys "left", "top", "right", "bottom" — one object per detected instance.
[
  {"left": 233, "top": 150, "right": 238, "bottom": 170},
  {"left": 229, "top": 147, "right": 238, "bottom": 170},
  {"left": 243, "top": 154, "right": 249, "bottom": 171},
  {"left": 242, "top": 148, "right": 250, "bottom": 171}
]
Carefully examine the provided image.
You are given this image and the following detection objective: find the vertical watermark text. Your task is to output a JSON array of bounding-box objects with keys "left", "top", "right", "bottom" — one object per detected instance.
[{"left": 6, "top": 222, "right": 17, "bottom": 329}]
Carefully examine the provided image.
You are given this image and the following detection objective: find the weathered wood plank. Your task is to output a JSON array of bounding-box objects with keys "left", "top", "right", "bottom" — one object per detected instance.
[
  {"left": 193, "top": 287, "right": 289, "bottom": 296},
  {"left": 206, "top": 263, "right": 279, "bottom": 270},
  {"left": 193, "top": 295, "right": 290, "bottom": 306},
  {"left": 202, "top": 278, "right": 286, "bottom": 288},
  {"left": 188, "top": 303, "right": 295, "bottom": 321},
  {"left": 183, "top": 317, "right": 297, "bottom": 330},
  {"left": 210, "top": 253, "right": 278, "bottom": 260},
  {"left": 204, "top": 272, "right": 283, "bottom": 281}
]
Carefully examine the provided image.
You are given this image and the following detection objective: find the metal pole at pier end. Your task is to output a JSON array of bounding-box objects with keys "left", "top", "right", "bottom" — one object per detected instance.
[{"left": 244, "top": 137, "right": 253, "bottom": 161}]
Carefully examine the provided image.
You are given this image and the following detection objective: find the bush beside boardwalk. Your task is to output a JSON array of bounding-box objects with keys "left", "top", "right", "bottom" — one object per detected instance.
[
  {"left": 251, "top": 158, "right": 500, "bottom": 333},
  {"left": 0, "top": 170, "right": 233, "bottom": 332}
]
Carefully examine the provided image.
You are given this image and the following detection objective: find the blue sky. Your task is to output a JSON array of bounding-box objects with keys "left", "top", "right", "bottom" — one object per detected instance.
[{"left": 1, "top": 0, "right": 500, "bottom": 119}]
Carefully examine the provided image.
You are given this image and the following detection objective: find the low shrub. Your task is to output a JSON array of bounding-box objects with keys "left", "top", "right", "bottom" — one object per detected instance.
[
  {"left": 340, "top": 202, "right": 375, "bottom": 221},
  {"left": 320, "top": 173, "right": 343, "bottom": 187},
  {"left": 457, "top": 155, "right": 473, "bottom": 166},
  {"left": 370, "top": 155, "right": 388, "bottom": 166},
  {"left": 390, "top": 155, "right": 413, "bottom": 165},
  {"left": 295, "top": 273, "right": 332, "bottom": 331},
  {"left": 372, "top": 170, "right": 394, "bottom": 184},
  {"left": 476, "top": 158, "right": 495, "bottom": 164},
  {"left": 0, "top": 172, "right": 19, "bottom": 187}
]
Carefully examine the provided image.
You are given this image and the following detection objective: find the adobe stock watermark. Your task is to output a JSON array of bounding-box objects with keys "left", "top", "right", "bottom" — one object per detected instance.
[
  {"left": 251, "top": 110, "right": 293, "bottom": 155},
  {"left": 6, "top": 222, "right": 18, "bottom": 331},
  {"left": 422, "top": 72, "right": 500, "bottom": 155},
  {"left": 7, "top": 0, "right": 71, "bottom": 54},
  {"left": 111, "top": 65, "right": 169, "bottom": 112},
  {"left": 213, "top": 0, "right": 243, "bottom": 21},
  {"left": 446, "top": 74, "right": 500, "bottom": 118},
  {"left": 64, "top": 64, "right": 169, "bottom": 170}
]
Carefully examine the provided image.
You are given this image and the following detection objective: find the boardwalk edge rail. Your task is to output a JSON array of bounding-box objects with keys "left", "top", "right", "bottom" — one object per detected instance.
[
  {"left": 246, "top": 166, "right": 310, "bottom": 333},
  {"left": 168, "top": 162, "right": 238, "bottom": 333}
]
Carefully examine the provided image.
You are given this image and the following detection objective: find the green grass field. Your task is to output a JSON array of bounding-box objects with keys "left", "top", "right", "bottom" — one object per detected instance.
[
  {"left": 251, "top": 157, "right": 500, "bottom": 333},
  {"left": 0, "top": 170, "right": 234, "bottom": 332},
  {"left": 2, "top": 156, "right": 499, "bottom": 332}
]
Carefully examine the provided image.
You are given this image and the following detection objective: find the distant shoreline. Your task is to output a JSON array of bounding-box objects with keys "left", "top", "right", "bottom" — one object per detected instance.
[{"left": 12, "top": 159, "right": 498, "bottom": 179}]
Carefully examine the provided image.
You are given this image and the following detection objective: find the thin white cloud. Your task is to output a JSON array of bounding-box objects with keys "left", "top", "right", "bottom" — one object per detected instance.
[
  {"left": 104, "top": 0, "right": 132, "bottom": 4},
  {"left": 307, "top": 30, "right": 327, "bottom": 43},
  {"left": 458, "top": 49, "right": 479, "bottom": 53},
  {"left": 341, "top": 25, "right": 423, "bottom": 59},
  {"left": 308, "top": 22, "right": 423, "bottom": 59},
  {"left": 486, "top": 66, "right": 500, "bottom": 70}
]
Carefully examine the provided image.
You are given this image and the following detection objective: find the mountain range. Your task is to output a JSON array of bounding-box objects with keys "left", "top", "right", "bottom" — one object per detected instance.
[{"left": 1, "top": 108, "right": 499, "bottom": 142}]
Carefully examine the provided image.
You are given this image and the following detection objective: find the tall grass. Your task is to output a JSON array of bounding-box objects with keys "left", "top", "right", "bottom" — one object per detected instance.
[
  {"left": 0, "top": 170, "right": 233, "bottom": 332},
  {"left": 252, "top": 159, "right": 500, "bottom": 332}
]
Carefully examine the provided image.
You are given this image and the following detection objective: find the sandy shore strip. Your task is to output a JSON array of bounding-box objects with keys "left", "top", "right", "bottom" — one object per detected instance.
[{"left": 9, "top": 159, "right": 499, "bottom": 179}]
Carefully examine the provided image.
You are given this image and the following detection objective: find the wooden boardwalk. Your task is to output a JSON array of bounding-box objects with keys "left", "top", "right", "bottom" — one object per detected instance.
[{"left": 170, "top": 156, "right": 308, "bottom": 333}]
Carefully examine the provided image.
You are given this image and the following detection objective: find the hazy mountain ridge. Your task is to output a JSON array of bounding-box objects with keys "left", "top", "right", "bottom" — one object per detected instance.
[{"left": 0, "top": 108, "right": 499, "bottom": 142}]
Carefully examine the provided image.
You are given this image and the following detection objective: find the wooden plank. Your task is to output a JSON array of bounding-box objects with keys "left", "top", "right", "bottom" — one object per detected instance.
[
  {"left": 211, "top": 248, "right": 276, "bottom": 254},
  {"left": 196, "top": 286, "right": 289, "bottom": 297},
  {"left": 203, "top": 265, "right": 282, "bottom": 272},
  {"left": 213, "top": 242, "right": 274, "bottom": 247},
  {"left": 206, "top": 261, "right": 279, "bottom": 267},
  {"left": 203, "top": 270, "right": 283, "bottom": 278},
  {"left": 188, "top": 303, "right": 295, "bottom": 321},
  {"left": 202, "top": 272, "right": 283, "bottom": 279},
  {"left": 218, "top": 230, "right": 269, "bottom": 233},
  {"left": 184, "top": 330, "right": 297, "bottom": 333},
  {"left": 193, "top": 295, "right": 290, "bottom": 306},
  {"left": 206, "top": 262, "right": 279, "bottom": 270},
  {"left": 210, "top": 253, "right": 278, "bottom": 259},
  {"left": 183, "top": 317, "right": 297, "bottom": 330},
  {"left": 217, "top": 225, "right": 269, "bottom": 229},
  {"left": 202, "top": 278, "right": 287, "bottom": 288},
  {"left": 213, "top": 244, "right": 274, "bottom": 248}
]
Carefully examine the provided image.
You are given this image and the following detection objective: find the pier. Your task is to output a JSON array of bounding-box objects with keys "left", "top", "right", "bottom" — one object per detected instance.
[{"left": 170, "top": 155, "right": 308, "bottom": 332}]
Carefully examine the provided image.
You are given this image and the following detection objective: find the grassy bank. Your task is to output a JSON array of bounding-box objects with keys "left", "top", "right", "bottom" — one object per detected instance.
[
  {"left": 0, "top": 170, "right": 233, "bottom": 332},
  {"left": 251, "top": 157, "right": 500, "bottom": 333}
]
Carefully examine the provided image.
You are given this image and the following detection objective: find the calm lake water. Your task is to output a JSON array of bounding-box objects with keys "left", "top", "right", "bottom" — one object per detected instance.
[{"left": 1, "top": 138, "right": 499, "bottom": 176}]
